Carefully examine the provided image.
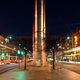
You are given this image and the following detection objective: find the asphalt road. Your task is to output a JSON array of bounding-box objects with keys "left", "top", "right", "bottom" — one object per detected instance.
[
  {"left": 62, "top": 63, "right": 80, "bottom": 74},
  {"left": 0, "top": 63, "right": 18, "bottom": 74}
]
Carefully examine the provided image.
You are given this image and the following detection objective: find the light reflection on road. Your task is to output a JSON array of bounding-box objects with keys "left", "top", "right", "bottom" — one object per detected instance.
[{"left": 11, "top": 71, "right": 27, "bottom": 80}]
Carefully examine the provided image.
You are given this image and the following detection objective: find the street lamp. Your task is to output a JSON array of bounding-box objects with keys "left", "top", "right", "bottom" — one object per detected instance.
[
  {"left": 67, "top": 36, "right": 70, "bottom": 40},
  {"left": 8, "top": 36, "right": 12, "bottom": 39},
  {"left": 52, "top": 47, "right": 55, "bottom": 69},
  {"left": 24, "top": 47, "right": 28, "bottom": 70}
]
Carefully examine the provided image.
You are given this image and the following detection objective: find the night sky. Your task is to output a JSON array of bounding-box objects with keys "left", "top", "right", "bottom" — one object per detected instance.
[{"left": 0, "top": 0, "right": 80, "bottom": 36}]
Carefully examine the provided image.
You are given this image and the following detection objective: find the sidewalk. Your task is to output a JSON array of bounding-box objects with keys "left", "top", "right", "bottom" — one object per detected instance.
[{"left": 0, "top": 66, "right": 80, "bottom": 80}]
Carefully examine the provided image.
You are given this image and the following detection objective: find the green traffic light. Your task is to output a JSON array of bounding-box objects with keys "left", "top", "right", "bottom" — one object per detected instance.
[
  {"left": 2, "top": 53, "right": 5, "bottom": 56},
  {"left": 21, "top": 51, "right": 23, "bottom": 55},
  {"left": 21, "top": 51, "right": 25, "bottom": 55},
  {"left": 17, "top": 50, "right": 21, "bottom": 54}
]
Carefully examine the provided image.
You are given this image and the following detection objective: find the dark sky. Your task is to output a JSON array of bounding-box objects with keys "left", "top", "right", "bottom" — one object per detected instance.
[{"left": 0, "top": 0, "right": 80, "bottom": 36}]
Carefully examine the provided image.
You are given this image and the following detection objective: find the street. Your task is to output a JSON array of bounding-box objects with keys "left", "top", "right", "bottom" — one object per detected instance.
[
  {"left": 62, "top": 63, "right": 80, "bottom": 74},
  {"left": 0, "top": 63, "right": 18, "bottom": 74}
]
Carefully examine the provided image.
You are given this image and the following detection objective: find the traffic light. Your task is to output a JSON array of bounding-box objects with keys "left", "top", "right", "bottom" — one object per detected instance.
[
  {"left": 2, "top": 53, "right": 5, "bottom": 56},
  {"left": 21, "top": 51, "right": 25, "bottom": 55},
  {"left": 16, "top": 50, "right": 25, "bottom": 55},
  {"left": 17, "top": 50, "right": 21, "bottom": 55}
]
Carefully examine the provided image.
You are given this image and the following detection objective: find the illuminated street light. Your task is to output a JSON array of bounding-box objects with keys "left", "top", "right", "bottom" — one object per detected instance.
[
  {"left": 9, "top": 36, "right": 12, "bottom": 39},
  {"left": 67, "top": 36, "right": 70, "bottom": 40},
  {"left": 5, "top": 36, "right": 12, "bottom": 42}
]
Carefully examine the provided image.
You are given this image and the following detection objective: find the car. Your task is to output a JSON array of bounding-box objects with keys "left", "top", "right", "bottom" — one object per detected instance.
[{"left": 0, "top": 60, "right": 5, "bottom": 64}]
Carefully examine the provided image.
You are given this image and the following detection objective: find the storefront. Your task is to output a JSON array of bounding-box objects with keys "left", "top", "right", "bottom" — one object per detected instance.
[{"left": 63, "top": 46, "right": 80, "bottom": 62}]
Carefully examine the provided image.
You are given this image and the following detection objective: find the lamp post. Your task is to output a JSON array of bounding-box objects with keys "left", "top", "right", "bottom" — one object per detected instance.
[
  {"left": 24, "top": 48, "right": 28, "bottom": 70},
  {"left": 52, "top": 47, "right": 55, "bottom": 69},
  {"left": 24, "top": 52, "right": 27, "bottom": 70}
]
